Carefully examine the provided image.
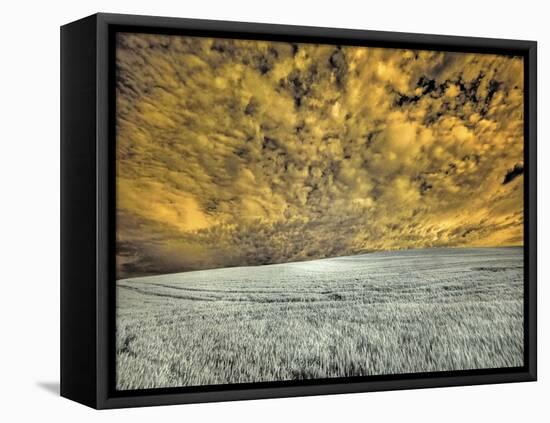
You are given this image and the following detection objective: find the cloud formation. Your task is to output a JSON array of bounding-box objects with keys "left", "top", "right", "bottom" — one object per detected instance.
[{"left": 115, "top": 33, "right": 524, "bottom": 278}]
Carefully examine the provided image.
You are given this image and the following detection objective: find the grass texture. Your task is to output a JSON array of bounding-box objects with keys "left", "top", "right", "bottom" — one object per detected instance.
[{"left": 116, "top": 247, "right": 523, "bottom": 390}]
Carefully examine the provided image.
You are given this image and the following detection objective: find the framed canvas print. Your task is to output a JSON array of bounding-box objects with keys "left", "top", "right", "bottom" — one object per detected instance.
[{"left": 60, "top": 13, "right": 537, "bottom": 409}]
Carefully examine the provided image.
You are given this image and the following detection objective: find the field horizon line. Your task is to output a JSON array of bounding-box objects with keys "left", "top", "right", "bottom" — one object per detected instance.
[{"left": 117, "top": 244, "right": 523, "bottom": 282}]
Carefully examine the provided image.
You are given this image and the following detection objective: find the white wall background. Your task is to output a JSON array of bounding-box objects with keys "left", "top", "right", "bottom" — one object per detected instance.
[{"left": 0, "top": 0, "right": 546, "bottom": 421}]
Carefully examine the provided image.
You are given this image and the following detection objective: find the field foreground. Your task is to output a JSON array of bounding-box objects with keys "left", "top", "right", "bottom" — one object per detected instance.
[{"left": 116, "top": 247, "right": 524, "bottom": 390}]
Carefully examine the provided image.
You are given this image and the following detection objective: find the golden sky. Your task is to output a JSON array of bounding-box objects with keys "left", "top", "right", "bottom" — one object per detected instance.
[{"left": 115, "top": 32, "right": 524, "bottom": 278}]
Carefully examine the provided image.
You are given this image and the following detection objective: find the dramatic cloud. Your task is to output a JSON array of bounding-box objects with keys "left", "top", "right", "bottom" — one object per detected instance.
[{"left": 115, "top": 33, "right": 524, "bottom": 278}]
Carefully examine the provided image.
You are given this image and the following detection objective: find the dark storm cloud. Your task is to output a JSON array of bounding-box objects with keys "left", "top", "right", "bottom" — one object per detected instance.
[{"left": 503, "top": 163, "right": 524, "bottom": 185}]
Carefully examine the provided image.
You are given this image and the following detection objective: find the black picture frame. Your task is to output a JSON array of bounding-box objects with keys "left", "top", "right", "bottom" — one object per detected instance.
[{"left": 60, "top": 12, "right": 537, "bottom": 409}]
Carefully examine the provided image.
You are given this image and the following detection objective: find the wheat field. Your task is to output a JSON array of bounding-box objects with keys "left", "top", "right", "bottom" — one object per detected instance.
[{"left": 116, "top": 247, "right": 523, "bottom": 390}]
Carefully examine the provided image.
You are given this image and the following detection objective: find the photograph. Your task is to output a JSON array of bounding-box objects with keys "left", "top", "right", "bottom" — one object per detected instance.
[
  {"left": 114, "top": 32, "right": 525, "bottom": 391},
  {"left": 0, "top": 0, "right": 544, "bottom": 418}
]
